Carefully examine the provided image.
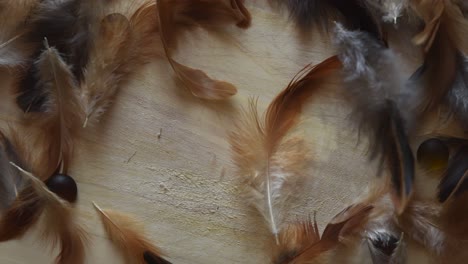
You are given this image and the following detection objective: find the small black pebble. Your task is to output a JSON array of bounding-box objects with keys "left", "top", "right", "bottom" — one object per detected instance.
[
  {"left": 417, "top": 138, "right": 449, "bottom": 170},
  {"left": 45, "top": 173, "right": 78, "bottom": 203}
]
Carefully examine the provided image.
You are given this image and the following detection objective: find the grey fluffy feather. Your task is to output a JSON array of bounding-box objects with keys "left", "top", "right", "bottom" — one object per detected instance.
[
  {"left": 334, "top": 23, "right": 420, "bottom": 136},
  {"left": 364, "top": 0, "right": 408, "bottom": 24}
]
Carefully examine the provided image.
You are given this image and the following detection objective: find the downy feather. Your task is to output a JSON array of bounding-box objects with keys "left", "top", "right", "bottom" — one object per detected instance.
[
  {"left": 363, "top": 0, "right": 409, "bottom": 24},
  {"left": 7, "top": 163, "right": 87, "bottom": 264},
  {"left": 80, "top": 2, "right": 160, "bottom": 126},
  {"left": 269, "top": 0, "right": 383, "bottom": 41},
  {"left": 93, "top": 203, "right": 171, "bottom": 264},
  {"left": 157, "top": 0, "right": 251, "bottom": 100},
  {"left": 0, "top": 0, "right": 39, "bottom": 67},
  {"left": 16, "top": 0, "right": 105, "bottom": 112},
  {"left": 26, "top": 40, "right": 83, "bottom": 180},
  {"left": 334, "top": 24, "right": 418, "bottom": 214},
  {"left": 229, "top": 56, "right": 341, "bottom": 242}
]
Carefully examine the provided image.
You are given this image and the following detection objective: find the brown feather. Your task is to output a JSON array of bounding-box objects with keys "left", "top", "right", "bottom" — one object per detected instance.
[
  {"left": 80, "top": 2, "right": 160, "bottom": 126},
  {"left": 281, "top": 204, "right": 373, "bottom": 264},
  {"left": 93, "top": 203, "right": 169, "bottom": 264},
  {"left": 26, "top": 40, "right": 83, "bottom": 180},
  {"left": 0, "top": 0, "right": 39, "bottom": 66},
  {"left": 9, "top": 163, "right": 87, "bottom": 264},
  {"left": 157, "top": 0, "right": 251, "bottom": 100},
  {"left": 410, "top": 0, "right": 468, "bottom": 112},
  {"left": 230, "top": 56, "right": 341, "bottom": 242}
]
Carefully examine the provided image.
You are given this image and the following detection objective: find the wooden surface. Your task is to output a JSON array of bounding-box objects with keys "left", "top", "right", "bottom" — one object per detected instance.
[{"left": 0, "top": 1, "right": 461, "bottom": 264}]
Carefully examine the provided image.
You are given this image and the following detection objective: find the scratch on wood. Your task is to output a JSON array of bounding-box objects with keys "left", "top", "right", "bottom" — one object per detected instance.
[
  {"left": 157, "top": 128, "right": 162, "bottom": 139},
  {"left": 126, "top": 151, "right": 137, "bottom": 163}
]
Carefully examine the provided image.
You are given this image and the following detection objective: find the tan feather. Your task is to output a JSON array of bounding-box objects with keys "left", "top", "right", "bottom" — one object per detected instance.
[
  {"left": 9, "top": 163, "right": 87, "bottom": 264},
  {"left": 230, "top": 56, "right": 341, "bottom": 243},
  {"left": 93, "top": 203, "right": 170, "bottom": 264},
  {"left": 157, "top": 0, "right": 251, "bottom": 100},
  {"left": 25, "top": 39, "right": 83, "bottom": 180},
  {"left": 81, "top": 2, "right": 160, "bottom": 126}
]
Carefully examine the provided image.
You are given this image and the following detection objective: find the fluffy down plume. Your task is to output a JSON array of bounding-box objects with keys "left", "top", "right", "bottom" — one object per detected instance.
[
  {"left": 80, "top": 1, "right": 160, "bottom": 126},
  {"left": 157, "top": 0, "right": 251, "bottom": 100},
  {"left": 25, "top": 40, "right": 83, "bottom": 180},
  {"left": 16, "top": 0, "right": 105, "bottom": 112},
  {"left": 0, "top": 0, "right": 39, "bottom": 67},
  {"left": 93, "top": 203, "right": 171, "bottom": 264},
  {"left": 363, "top": 0, "right": 409, "bottom": 24},
  {"left": 230, "top": 56, "right": 341, "bottom": 242},
  {"left": 6, "top": 163, "right": 87, "bottom": 264},
  {"left": 334, "top": 24, "right": 418, "bottom": 214},
  {"left": 366, "top": 231, "right": 406, "bottom": 264},
  {"left": 269, "top": 0, "right": 383, "bottom": 41},
  {"left": 275, "top": 204, "right": 373, "bottom": 264}
]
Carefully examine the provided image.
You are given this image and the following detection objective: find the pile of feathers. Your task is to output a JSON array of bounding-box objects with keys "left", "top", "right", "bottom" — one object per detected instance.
[{"left": 0, "top": 0, "right": 467, "bottom": 263}]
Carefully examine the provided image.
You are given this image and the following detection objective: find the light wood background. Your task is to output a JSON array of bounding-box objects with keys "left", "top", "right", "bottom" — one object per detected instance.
[{"left": 0, "top": 1, "right": 461, "bottom": 263}]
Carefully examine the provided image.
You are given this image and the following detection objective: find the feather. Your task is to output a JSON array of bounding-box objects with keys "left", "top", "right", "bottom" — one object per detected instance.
[
  {"left": 274, "top": 215, "right": 320, "bottom": 264},
  {"left": 157, "top": 0, "right": 251, "bottom": 100},
  {"left": 363, "top": 0, "right": 409, "bottom": 24},
  {"left": 269, "top": 0, "right": 383, "bottom": 41},
  {"left": 366, "top": 232, "right": 405, "bottom": 264},
  {"left": 143, "top": 251, "right": 172, "bottom": 264},
  {"left": 16, "top": 0, "right": 105, "bottom": 112},
  {"left": 93, "top": 203, "right": 170, "bottom": 264},
  {"left": 438, "top": 146, "right": 468, "bottom": 203},
  {"left": 230, "top": 56, "right": 341, "bottom": 243},
  {"left": 8, "top": 163, "right": 87, "bottom": 264},
  {"left": 409, "top": 0, "right": 468, "bottom": 112},
  {"left": 26, "top": 39, "right": 83, "bottom": 180},
  {"left": 80, "top": 2, "right": 160, "bottom": 126},
  {"left": 448, "top": 55, "right": 468, "bottom": 128},
  {"left": 280, "top": 204, "right": 373, "bottom": 263},
  {"left": 334, "top": 24, "right": 417, "bottom": 214},
  {"left": 0, "top": 130, "right": 43, "bottom": 241},
  {"left": 0, "top": 0, "right": 39, "bottom": 67}
]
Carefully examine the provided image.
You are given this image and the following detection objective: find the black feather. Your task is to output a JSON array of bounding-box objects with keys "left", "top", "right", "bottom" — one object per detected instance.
[
  {"left": 16, "top": 0, "right": 98, "bottom": 112},
  {"left": 438, "top": 146, "right": 468, "bottom": 203},
  {"left": 448, "top": 55, "right": 468, "bottom": 128}
]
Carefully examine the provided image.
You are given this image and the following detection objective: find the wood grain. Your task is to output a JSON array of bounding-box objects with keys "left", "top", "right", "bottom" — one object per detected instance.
[{"left": 0, "top": 1, "right": 463, "bottom": 263}]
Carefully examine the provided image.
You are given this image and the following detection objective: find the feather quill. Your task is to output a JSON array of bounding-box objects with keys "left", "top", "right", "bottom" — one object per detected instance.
[
  {"left": 335, "top": 24, "right": 417, "bottom": 214},
  {"left": 16, "top": 0, "right": 105, "bottom": 112},
  {"left": 93, "top": 203, "right": 170, "bottom": 264},
  {"left": 8, "top": 163, "right": 87, "bottom": 264},
  {"left": 80, "top": 2, "right": 160, "bottom": 126},
  {"left": 157, "top": 0, "right": 251, "bottom": 100},
  {"left": 269, "top": 0, "right": 383, "bottom": 41},
  {"left": 230, "top": 56, "right": 341, "bottom": 242},
  {"left": 26, "top": 39, "right": 83, "bottom": 180},
  {"left": 277, "top": 204, "right": 373, "bottom": 264}
]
